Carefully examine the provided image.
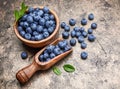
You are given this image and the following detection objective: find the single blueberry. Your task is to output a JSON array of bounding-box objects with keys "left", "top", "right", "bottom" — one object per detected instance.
[
  {"left": 35, "top": 34, "right": 43, "bottom": 41},
  {"left": 88, "top": 28, "right": 93, "bottom": 34},
  {"left": 88, "top": 34, "right": 96, "bottom": 42},
  {"left": 82, "top": 31, "right": 88, "bottom": 38},
  {"left": 46, "top": 45, "right": 55, "bottom": 53},
  {"left": 61, "top": 22, "right": 66, "bottom": 29},
  {"left": 45, "top": 21, "right": 51, "bottom": 28},
  {"left": 53, "top": 47, "right": 61, "bottom": 56},
  {"left": 21, "top": 14, "right": 27, "bottom": 21},
  {"left": 24, "top": 33, "right": 31, "bottom": 40},
  {"left": 91, "top": 23, "right": 97, "bottom": 29},
  {"left": 27, "top": 15, "right": 33, "bottom": 23},
  {"left": 39, "top": 18, "right": 45, "bottom": 26},
  {"left": 23, "top": 22, "right": 29, "bottom": 28},
  {"left": 64, "top": 25, "right": 70, "bottom": 32},
  {"left": 78, "top": 36, "right": 84, "bottom": 43},
  {"left": 63, "top": 45, "right": 71, "bottom": 52},
  {"left": 20, "top": 31, "right": 25, "bottom": 37},
  {"left": 79, "top": 27, "right": 85, "bottom": 32},
  {"left": 43, "top": 31, "right": 50, "bottom": 38},
  {"left": 88, "top": 13, "right": 94, "bottom": 20},
  {"left": 43, "top": 28, "right": 48, "bottom": 32},
  {"left": 37, "top": 25, "right": 43, "bottom": 33},
  {"left": 81, "top": 18, "right": 87, "bottom": 25},
  {"left": 76, "top": 32, "right": 81, "bottom": 38},
  {"left": 18, "top": 26, "right": 23, "bottom": 32},
  {"left": 19, "top": 22, "right": 24, "bottom": 27},
  {"left": 39, "top": 54, "right": 44, "bottom": 62},
  {"left": 48, "top": 27, "right": 54, "bottom": 34},
  {"left": 21, "top": 52, "right": 28, "bottom": 59},
  {"left": 69, "top": 19, "right": 76, "bottom": 26},
  {"left": 31, "top": 36, "right": 35, "bottom": 41},
  {"left": 49, "top": 20, "right": 54, "bottom": 26},
  {"left": 33, "top": 15, "right": 40, "bottom": 21},
  {"left": 73, "top": 27, "right": 80, "bottom": 32},
  {"left": 81, "top": 42, "right": 87, "bottom": 49},
  {"left": 38, "top": 10, "right": 44, "bottom": 16},
  {"left": 32, "top": 31, "right": 39, "bottom": 36},
  {"left": 71, "top": 30, "right": 76, "bottom": 38},
  {"left": 62, "top": 32, "right": 69, "bottom": 39},
  {"left": 44, "top": 16, "right": 49, "bottom": 21},
  {"left": 70, "top": 38, "right": 76, "bottom": 46},
  {"left": 30, "top": 23, "right": 37, "bottom": 31},
  {"left": 58, "top": 41, "right": 66, "bottom": 49},
  {"left": 43, "top": 53, "right": 49, "bottom": 59},
  {"left": 50, "top": 53, "right": 56, "bottom": 59},
  {"left": 43, "top": 6, "right": 49, "bottom": 13},
  {"left": 28, "top": 7, "right": 34, "bottom": 13},
  {"left": 81, "top": 52, "right": 88, "bottom": 59},
  {"left": 26, "top": 27, "right": 32, "bottom": 34},
  {"left": 49, "top": 14, "right": 55, "bottom": 20}
]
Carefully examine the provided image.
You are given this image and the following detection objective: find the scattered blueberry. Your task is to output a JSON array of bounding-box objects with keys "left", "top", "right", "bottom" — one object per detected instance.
[
  {"left": 79, "top": 27, "right": 85, "bottom": 32},
  {"left": 71, "top": 30, "right": 76, "bottom": 38},
  {"left": 88, "top": 28, "right": 93, "bottom": 34},
  {"left": 91, "top": 23, "right": 97, "bottom": 29},
  {"left": 74, "top": 27, "right": 80, "bottom": 32},
  {"left": 81, "top": 42, "right": 87, "bottom": 49},
  {"left": 75, "top": 32, "right": 81, "bottom": 38},
  {"left": 81, "top": 52, "right": 88, "bottom": 59},
  {"left": 82, "top": 31, "right": 88, "bottom": 38},
  {"left": 81, "top": 18, "right": 87, "bottom": 25},
  {"left": 78, "top": 36, "right": 84, "bottom": 43},
  {"left": 62, "top": 32, "right": 69, "bottom": 39},
  {"left": 88, "top": 13, "right": 94, "bottom": 20},
  {"left": 61, "top": 22, "right": 66, "bottom": 29},
  {"left": 64, "top": 25, "right": 70, "bottom": 32},
  {"left": 88, "top": 34, "right": 96, "bottom": 42},
  {"left": 21, "top": 52, "right": 28, "bottom": 59},
  {"left": 69, "top": 19, "right": 76, "bottom": 26},
  {"left": 70, "top": 38, "right": 76, "bottom": 46}
]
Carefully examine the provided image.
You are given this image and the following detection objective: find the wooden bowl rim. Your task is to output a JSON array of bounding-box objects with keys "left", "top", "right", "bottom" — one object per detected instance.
[{"left": 14, "top": 6, "right": 59, "bottom": 44}]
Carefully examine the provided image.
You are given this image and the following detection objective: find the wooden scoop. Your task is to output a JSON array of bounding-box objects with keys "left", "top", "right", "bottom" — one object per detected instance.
[{"left": 16, "top": 38, "right": 73, "bottom": 84}]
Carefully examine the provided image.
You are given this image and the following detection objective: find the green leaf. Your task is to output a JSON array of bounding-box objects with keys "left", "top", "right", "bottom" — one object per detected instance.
[
  {"left": 21, "top": 2, "right": 26, "bottom": 9},
  {"left": 53, "top": 67, "right": 61, "bottom": 75},
  {"left": 63, "top": 64, "right": 75, "bottom": 73},
  {"left": 14, "top": 10, "right": 19, "bottom": 21}
]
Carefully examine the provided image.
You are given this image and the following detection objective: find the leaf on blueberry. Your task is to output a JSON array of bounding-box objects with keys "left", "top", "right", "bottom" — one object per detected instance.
[
  {"left": 53, "top": 67, "right": 61, "bottom": 75},
  {"left": 63, "top": 64, "right": 75, "bottom": 73},
  {"left": 14, "top": 2, "right": 28, "bottom": 21}
]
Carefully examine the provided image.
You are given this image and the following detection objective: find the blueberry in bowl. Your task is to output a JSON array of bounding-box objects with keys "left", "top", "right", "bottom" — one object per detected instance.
[{"left": 14, "top": 6, "right": 59, "bottom": 48}]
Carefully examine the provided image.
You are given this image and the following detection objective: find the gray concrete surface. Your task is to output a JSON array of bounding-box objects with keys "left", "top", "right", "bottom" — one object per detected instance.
[{"left": 0, "top": 0, "right": 120, "bottom": 89}]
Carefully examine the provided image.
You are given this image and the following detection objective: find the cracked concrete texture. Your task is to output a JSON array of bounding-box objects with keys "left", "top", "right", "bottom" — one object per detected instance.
[{"left": 0, "top": 0, "right": 120, "bottom": 89}]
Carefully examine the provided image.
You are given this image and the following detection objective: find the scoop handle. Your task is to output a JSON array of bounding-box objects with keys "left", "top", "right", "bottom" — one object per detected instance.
[{"left": 16, "top": 60, "right": 40, "bottom": 84}]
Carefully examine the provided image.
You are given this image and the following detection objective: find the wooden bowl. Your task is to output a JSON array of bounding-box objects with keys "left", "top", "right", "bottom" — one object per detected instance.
[
  {"left": 14, "top": 6, "right": 60, "bottom": 48},
  {"left": 16, "top": 38, "right": 73, "bottom": 84}
]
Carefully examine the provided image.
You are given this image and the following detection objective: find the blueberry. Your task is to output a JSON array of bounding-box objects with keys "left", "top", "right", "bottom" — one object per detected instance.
[
  {"left": 78, "top": 36, "right": 84, "bottom": 43},
  {"left": 21, "top": 52, "right": 28, "bottom": 59},
  {"left": 35, "top": 8, "right": 40, "bottom": 11},
  {"left": 73, "top": 27, "right": 79, "bottom": 32},
  {"left": 23, "top": 22, "right": 29, "bottom": 28},
  {"left": 64, "top": 45, "right": 71, "bottom": 52},
  {"left": 81, "top": 42, "right": 87, "bottom": 49},
  {"left": 43, "top": 6, "right": 49, "bottom": 13},
  {"left": 49, "top": 20, "right": 54, "bottom": 26},
  {"left": 71, "top": 30, "right": 76, "bottom": 38},
  {"left": 39, "top": 55, "right": 44, "bottom": 62},
  {"left": 26, "top": 27, "right": 32, "bottom": 34},
  {"left": 32, "top": 31, "right": 39, "bottom": 36},
  {"left": 43, "top": 28, "right": 48, "bottom": 32},
  {"left": 37, "top": 25, "right": 43, "bottom": 33},
  {"left": 61, "top": 22, "right": 66, "bottom": 29},
  {"left": 58, "top": 41, "right": 66, "bottom": 49},
  {"left": 88, "top": 28, "right": 93, "bottom": 34},
  {"left": 45, "top": 21, "right": 51, "bottom": 28},
  {"left": 19, "top": 22, "right": 24, "bottom": 27},
  {"left": 76, "top": 32, "right": 81, "bottom": 38},
  {"left": 64, "top": 25, "right": 70, "bottom": 32},
  {"left": 38, "top": 10, "right": 44, "bottom": 16},
  {"left": 33, "top": 15, "right": 40, "bottom": 21},
  {"left": 35, "top": 34, "right": 43, "bottom": 41},
  {"left": 46, "top": 58, "right": 51, "bottom": 61},
  {"left": 21, "top": 14, "right": 27, "bottom": 21},
  {"left": 28, "top": 7, "right": 34, "bottom": 13},
  {"left": 18, "top": 26, "right": 23, "bottom": 32},
  {"left": 70, "top": 38, "right": 76, "bottom": 46},
  {"left": 49, "top": 14, "right": 55, "bottom": 20},
  {"left": 20, "top": 31, "right": 25, "bottom": 37},
  {"left": 62, "top": 32, "right": 69, "bottom": 39},
  {"left": 27, "top": 15, "right": 33, "bottom": 23},
  {"left": 82, "top": 31, "right": 88, "bottom": 38},
  {"left": 24, "top": 33, "right": 31, "bottom": 40},
  {"left": 79, "top": 27, "right": 85, "bottom": 32},
  {"left": 91, "top": 23, "right": 97, "bottom": 29},
  {"left": 88, "top": 13, "right": 94, "bottom": 20},
  {"left": 48, "top": 27, "right": 54, "bottom": 34},
  {"left": 43, "top": 53, "right": 49, "bottom": 59},
  {"left": 43, "top": 31, "right": 50, "bottom": 38},
  {"left": 88, "top": 34, "right": 96, "bottom": 42},
  {"left": 44, "top": 16, "right": 49, "bottom": 21},
  {"left": 30, "top": 23, "right": 37, "bottom": 31},
  {"left": 69, "top": 19, "right": 76, "bottom": 26},
  {"left": 81, "top": 52, "right": 88, "bottom": 59},
  {"left": 46, "top": 45, "right": 55, "bottom": 53},
  {"left": 31, "top": 36, "right": 35, "bottom": 41},
  {"left": 50, "top": 53, "right": 56, "bottom": 59},
  {"left": 53, "top": 47, "right": 61, "bottom": 56},
  {"left": 81, "top": 18, "right": 87, "bottom": 25},
  {"left": 39, "top": 18, "right": 45, "bottom": 26}
]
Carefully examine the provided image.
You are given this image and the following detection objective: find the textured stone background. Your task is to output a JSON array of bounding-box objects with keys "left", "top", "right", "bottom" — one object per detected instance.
[{"left": 0, "top": 0, "right": 120, "bottom": 89}]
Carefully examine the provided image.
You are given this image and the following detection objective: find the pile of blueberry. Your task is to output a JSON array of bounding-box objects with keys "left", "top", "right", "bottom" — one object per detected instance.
[
  {"left": 61, "top": 13, "right": 97, "bottom": 59},
  {"left": 38, "top": 40, "right": 71, "bottom": 62},
  {"left": 17, "top": 6, "right": 56, "bottom": 41}
]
